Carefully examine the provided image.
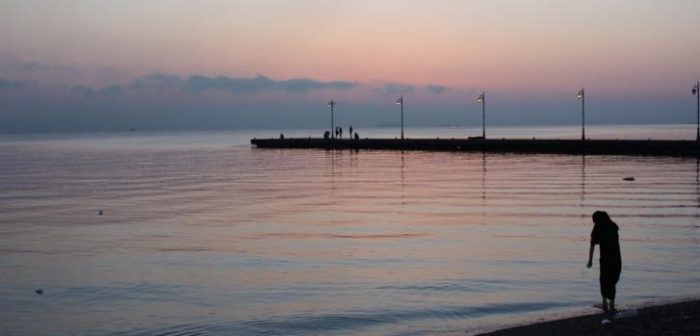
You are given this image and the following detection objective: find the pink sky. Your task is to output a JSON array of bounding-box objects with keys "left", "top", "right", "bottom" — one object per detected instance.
[{"left": 2, "top": 0, "right": 699, "bottom": 94}]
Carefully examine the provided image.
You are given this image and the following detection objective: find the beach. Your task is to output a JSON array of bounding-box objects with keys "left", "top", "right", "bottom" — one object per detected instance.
[{"left": 480, "top": 299, "right": 700, "bottom": 336}]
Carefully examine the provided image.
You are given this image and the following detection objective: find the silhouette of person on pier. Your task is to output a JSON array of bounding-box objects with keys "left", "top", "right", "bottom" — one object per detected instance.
[{"left": 587, "top": 210, "right": 622, "bottom": 312}]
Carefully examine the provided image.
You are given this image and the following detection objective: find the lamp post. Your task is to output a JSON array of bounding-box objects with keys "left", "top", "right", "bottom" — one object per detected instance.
[
  {"left": 396, "top": 96, "right": 404, "bottom": 139},
  {"left": 477, "top": 92, "right": 485, "bottom": 138},
  {"left": 577, "top": 88, "right": 585, "bottom": 141},
  {"left": 327, "top": 100, "right": 335, "bottom": 139},
  {"left": 693, "top": 82, "right": 699, "bottom": 141}
]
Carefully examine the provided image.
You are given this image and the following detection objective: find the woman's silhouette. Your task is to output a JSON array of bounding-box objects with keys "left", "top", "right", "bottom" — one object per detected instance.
[{"left": 587, "top": 210, "right": 622, "bottom": 312}]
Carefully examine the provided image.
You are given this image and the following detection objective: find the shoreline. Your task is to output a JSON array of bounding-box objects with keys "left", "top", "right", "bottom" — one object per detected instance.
[{"left": 476, "top": 298, "right": 700, "bottom": 336}]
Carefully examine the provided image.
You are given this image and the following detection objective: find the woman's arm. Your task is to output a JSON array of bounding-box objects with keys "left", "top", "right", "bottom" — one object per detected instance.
[{"left": 587, "top": 242, "right": 595, "bottom": 268}]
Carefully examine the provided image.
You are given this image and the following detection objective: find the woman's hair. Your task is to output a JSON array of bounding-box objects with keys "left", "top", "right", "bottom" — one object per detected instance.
[{"left": 593, "top": 210, "right": 611, "bottom": 224}]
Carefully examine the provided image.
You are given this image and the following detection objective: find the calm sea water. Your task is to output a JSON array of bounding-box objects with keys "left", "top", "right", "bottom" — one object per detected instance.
[{"left": 1, "top": 125, "right": 699, "bottom": 336}]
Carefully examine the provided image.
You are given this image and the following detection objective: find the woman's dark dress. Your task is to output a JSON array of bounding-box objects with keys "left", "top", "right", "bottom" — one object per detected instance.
[{"left": 591, "top": 219, "right": 622, "bottom": 300}]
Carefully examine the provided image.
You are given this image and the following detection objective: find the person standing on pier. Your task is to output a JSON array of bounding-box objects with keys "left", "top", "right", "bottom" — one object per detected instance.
[
  {"left": 586, "top": 210, "right": 622, "bottom": 313},
  {"left": 349, "top": 125, "right": 353, "bottom": 138}
]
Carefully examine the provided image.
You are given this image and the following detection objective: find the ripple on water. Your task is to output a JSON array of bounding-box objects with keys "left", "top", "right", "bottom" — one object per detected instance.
[{"left": 1, "top": 131, "right": 699, "bottom": 336}]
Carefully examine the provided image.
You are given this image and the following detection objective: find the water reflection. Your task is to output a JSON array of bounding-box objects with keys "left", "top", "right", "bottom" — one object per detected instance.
[
  {"left": 481, "top": 152, "right": 487, "bottom": 225},
  {"left": 696, "top": 157, "right": 699, "bottom": 208},
  {"left": 581, "top": 155, "right": 587, "bottom": 203},
  {"left": 326, "top": 149, "right": 338, "bottom": 193},
  {"left": 2, "top": 137, "right": 700, "bottom": 336},
  {"left": 580, "top": 155, "right": 587, "bottom": 225},
  {"left": 400, "top": 150, "right": 406, "bottom": 204}
]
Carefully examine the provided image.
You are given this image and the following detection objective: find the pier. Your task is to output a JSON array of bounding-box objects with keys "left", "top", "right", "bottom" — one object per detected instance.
[{"left": 251, "top": 138, "right": 700, "bottom": 157}]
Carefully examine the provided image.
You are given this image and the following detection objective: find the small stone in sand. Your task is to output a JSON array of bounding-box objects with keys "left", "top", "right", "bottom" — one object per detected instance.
[
  {"left": 97, "top": 209, "right": 103, "bottom": 215},
  {"left": 35, "top": 289, "right": 43, "bottom": 295},
  {"left": 623, "top": 177, "right": 635, "bottom": 181}
]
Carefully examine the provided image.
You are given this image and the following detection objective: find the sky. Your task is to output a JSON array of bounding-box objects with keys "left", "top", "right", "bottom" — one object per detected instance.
[{"left": 1, "top": 0, "right": 700, "bottom": 133}]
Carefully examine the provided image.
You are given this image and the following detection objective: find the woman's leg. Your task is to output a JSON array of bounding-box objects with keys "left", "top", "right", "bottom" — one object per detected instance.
[{"left": 601, "top": 263, "right": 621, "bottom": 312}]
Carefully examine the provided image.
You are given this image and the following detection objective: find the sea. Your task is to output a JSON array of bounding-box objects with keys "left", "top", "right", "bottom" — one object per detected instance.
[{"left": 1, "top": 124, "right": 699, "bottom": 336}]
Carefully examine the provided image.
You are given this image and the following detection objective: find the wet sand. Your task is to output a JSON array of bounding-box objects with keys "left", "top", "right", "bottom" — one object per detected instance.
[{"left": 479, "top": 299, "right": 700, "bottom": 336}]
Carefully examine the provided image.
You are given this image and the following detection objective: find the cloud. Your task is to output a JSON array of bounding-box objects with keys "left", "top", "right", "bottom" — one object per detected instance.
[
  {"left": 183, "top": 75, "right": 358, "bottom": 94},
  {"left": 129, "top": 74, "right": 184, "bottom": 91},
  {"left": 384, "top": 83, "right": 415, "bottom": 95},
  {"left": 0, "top": 71, "right": 694, "bottom": 134},
  {"left": 184, "top": 75, "right": 273, "bottom": 93},
  {"left": 0, "top": 79, "right": 23, "bottom": 90},
  {"left": 282, "top": 78, "right": 356, "bottom": 93},
  {"left": 426, "top": 84, "right": 448, "bottom": 94},
  {"left": 0, "top": 73, "right": 365, "bottom": 97},
  {"left": 69, "top": 86, "right": 94, "bottom": 97},
  {"left": 0, "top": 61, "right": 127, "bottom": 86},
  {"left": 0, "top": 68, "right": 370, "bottom": 97},
  {"left": 101, "top": 85, "right": 125, "bottom": 95},
  {"left": 68, "top": 84, "right": 126, "bottom": 97}
]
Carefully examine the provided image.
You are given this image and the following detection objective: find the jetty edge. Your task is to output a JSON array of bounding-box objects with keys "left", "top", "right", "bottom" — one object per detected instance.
[{"left": 250, "top": 138, "right": 700, "bottom": 157}]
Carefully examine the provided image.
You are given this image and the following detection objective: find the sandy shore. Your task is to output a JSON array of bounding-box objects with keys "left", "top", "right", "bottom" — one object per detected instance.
[{"left": 478, "top": 299, "right": 700, "bottom": 336}]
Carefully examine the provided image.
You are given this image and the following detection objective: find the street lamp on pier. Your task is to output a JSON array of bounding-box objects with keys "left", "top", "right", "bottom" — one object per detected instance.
[
  {"left": 477, "top": 92, "right": 486, "bottom": 139},
  {"left": 693, "top": 82, "right": 699, "bottom": 141},
  {"left": 327, "top": 100, "right": 336, "bottom": 139},
  {"left": 396, "top": 96, "right": 404, "bottom": 139},
  {"left": 577, "top": 88, "right": 585, "bottom": 141}
]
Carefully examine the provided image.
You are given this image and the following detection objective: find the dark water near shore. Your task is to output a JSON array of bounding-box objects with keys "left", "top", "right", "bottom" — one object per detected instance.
[{"left": 1, "top": 125, "right": 699, "bottom": 336}]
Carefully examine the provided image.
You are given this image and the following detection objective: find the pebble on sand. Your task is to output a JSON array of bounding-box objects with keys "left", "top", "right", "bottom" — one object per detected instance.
[
  {"left": 35, "top": 289, "right": 43, "bottom": 295},
  {"left": 623, "top": 177, "right": 635, "bottom": 181},
  {"left": 97, "top": 209, "right": 104, "bottom": 215}
]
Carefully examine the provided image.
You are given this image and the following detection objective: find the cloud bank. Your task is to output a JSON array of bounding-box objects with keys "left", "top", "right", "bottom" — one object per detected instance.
[
  {"left": 184, "top": 75, "right": 358, "bottom": 94},
  {"left": 0, "top": 64, "right": 695, "bottom": 134},
  {"left": 0, "top": 67, "right": 470, "bottom": 133}
]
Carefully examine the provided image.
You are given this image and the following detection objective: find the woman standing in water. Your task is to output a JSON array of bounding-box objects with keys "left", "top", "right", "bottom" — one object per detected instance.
[{"left": 587, "top": 210, "right": 622, "bottom": 312}]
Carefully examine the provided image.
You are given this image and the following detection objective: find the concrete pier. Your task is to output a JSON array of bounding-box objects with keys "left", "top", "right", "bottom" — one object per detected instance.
[{"left": 251, "top": 138, "right": 700, "bottom": 157}]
